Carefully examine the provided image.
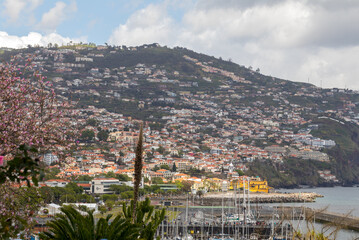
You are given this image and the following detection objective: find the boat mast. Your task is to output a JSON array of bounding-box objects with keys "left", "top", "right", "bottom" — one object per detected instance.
[
  {"left": 247, "top": 177, "right": 250, "bottom": 238},
  {"left": 239, "top": 184, "right": 241, "bottom": 240},
  {"left": 185, "top": 194, "right": 189, "bottom": 239},
  {"left": 234, "top": 184, "right": 237, "bottom": 240},
  {"left": 242, "top": 177, "right": 246, "bottom": 239},
  {"left": 247, "top": 177, "right": 250, "bottom": 218},
  {"left": 211, "top": 203, "right": 214, "bottom": 238},
  {"left": 222, "top": 192, "right": 224, "bottom": 240}
]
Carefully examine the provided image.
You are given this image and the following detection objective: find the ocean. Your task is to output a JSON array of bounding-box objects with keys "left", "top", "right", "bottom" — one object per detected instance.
[
  {"left": 275, "top": 186, "right": 359, "bottom": 217},
  {"left": 272, "top": 186, "right": 359, "bottom": 239}
]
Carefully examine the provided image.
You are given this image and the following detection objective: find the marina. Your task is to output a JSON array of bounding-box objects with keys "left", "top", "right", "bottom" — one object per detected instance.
[
  {"left": 32, "top": 188, "right": 359, "bottom": 239},
  {"left": 153, "top": 181, "right": 301, "bottom": 240},
  {"left": 151, "top": 186, "right": 359, "bottom": 239}
]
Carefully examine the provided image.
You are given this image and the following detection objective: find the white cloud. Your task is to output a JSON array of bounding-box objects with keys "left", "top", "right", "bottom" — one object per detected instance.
[
  {"left": 108, "top": 0, "right": 359, "bottom": 89},
  {"left": 0, "top": 31, "right": 86, "bottom": 49},
  {"left": 29, "top": 0, "right": 43, "bottom": 11},
  {"left": 295, "top": 46, "right": 359, "bottom": 89},
  {"left": 37, "top": 1, "right": 77, "bottom": 32},
  {"left": 3, "top": 0, "right": 27, "bottom": 23},
  {"left": 2, "top": 0, "right": 43, "bottom": 23},
  {"left": 108, "top": 4, "right": 174, "bottom": 46}
]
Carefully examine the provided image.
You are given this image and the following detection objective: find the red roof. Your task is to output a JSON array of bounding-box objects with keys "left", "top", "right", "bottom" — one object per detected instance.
[
  {"left": 46, "top": 179, "right": 69, "bottom": 182},
  {"left": 93, "top": 178, "right": 118, "bottom": 180},
  {"left": 77, "top": 183, "right": 91, "bottom": 187}
]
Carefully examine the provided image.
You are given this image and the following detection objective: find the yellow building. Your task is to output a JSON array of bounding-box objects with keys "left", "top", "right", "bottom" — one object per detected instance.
[
  {"left": 202, "top": 178, "right": 223, "bottom": 192},
  {"left": 229, "top": 176, "right": 272, "bottom": 193},
  {"left": 174, "top": 177, "right": 226, "bottom": 192}
]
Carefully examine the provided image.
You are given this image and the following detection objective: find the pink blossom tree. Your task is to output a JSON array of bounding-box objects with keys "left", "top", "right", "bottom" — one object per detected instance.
[
  {"left": 0, "top": 181, "right": 42, "bottom": 239},
  {"left": 0, "top": 57, "right": 73, "bottom": 156},
  {"left": 0, "top": 57, "right": 76, "bottom": 238}
]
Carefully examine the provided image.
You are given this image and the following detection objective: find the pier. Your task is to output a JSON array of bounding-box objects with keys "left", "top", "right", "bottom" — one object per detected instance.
[
  {"left": 151, "top": 191, "right": 323, "bottom": 206},
  {"left": 203, "top": 192, "right": 323, "bottom": 204},
  {"left": 241, "top": 206, "right": 359, "bottom": 232},
  {"left": 305, "top": 208, "right": 359, "bottom": 231},
  {"left": 241, "top": 205, "right": 359, "bottom": 231}
]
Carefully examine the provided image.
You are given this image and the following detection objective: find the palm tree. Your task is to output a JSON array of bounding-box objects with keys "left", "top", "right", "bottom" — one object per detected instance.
[
  {"left": 39, "top": 205, "right": 139, "bottom": 240},
  {"left": 123, "top": 198, "right": 165, "bottom": 240}
]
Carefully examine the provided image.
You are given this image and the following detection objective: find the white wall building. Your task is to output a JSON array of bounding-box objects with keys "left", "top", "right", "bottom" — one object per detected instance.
[
  {"left": 43, "top": 153, "right": 59, "bottom": 166},
  {"left": 91, "top": 178, "right": 122, "bottom": 194},
  {"left": 44, "top": 179, "right": 69, "bottom": 187}
]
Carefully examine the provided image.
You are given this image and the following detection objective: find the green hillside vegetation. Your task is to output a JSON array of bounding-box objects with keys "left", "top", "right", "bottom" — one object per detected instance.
[
  {"left": 246, "top": 159, "right": 332, "bottom": 188},
  {"left": 311, "top": 118, "right": 359, "bottom": 152},
  {"left": 311, "top": 117, "right": 359, "bottom": 184}
]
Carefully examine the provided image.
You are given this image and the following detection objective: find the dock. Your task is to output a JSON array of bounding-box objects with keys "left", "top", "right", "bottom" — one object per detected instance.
[
  {"left": 246, "top": 206, "right": 359, "bottom": 232},
  {"left": 305, "top": 208, "right": 359, "bottom": 231}
]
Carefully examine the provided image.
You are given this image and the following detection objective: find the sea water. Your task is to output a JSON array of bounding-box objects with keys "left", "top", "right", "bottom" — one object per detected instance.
[
  {"left": 270, "top": 186, "right": 359, "bottom": 239},
  {"left": 276, "top": 186, "right": 359, "bottom": 217}
]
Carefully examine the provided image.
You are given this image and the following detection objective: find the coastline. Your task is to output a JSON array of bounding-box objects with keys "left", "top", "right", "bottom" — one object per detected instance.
[{"left": 280, "top": 183, "right": 359, "bottom": 189}]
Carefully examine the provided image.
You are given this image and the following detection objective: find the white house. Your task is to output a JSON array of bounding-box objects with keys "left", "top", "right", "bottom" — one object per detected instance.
[{"left": 44, "top": 179, "right": 69, "bottom": 187}]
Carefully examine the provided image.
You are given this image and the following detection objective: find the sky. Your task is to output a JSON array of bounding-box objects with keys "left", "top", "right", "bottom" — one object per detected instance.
[{"left": 1, "top": 0, "right": 359, "bottom": 89}]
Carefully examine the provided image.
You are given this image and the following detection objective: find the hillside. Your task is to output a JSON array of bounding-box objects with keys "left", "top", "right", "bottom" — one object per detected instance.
[
  {"left": 1, "top": 44, "right": 359, "bottom": 187},
  {"left": 311, "top": 117, "right": 359, "bottom": 184}
]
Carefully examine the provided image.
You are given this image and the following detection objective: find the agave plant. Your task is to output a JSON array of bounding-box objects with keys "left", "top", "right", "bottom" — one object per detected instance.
[
  {"left": 132, "top": 124, "right": 143, "bottom": 221},
  {"left": 129, "top": 125, "right": 165, "bottom": 240},
  {"left": 39, "top": 205, "right": 139, "bottom": 240}
]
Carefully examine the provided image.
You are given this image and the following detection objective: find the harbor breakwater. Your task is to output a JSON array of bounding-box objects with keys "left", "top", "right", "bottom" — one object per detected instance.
[
  {"left": 151, "top": 191, "right": 323, "bottom": 206},
  {"left": 201, "top": 191, "right": 323, "bottom": 204}
]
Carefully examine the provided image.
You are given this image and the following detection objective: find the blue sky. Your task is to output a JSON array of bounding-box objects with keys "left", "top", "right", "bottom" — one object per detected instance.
[
  {"left": 1, "top": 0, "right": 156, "bottom": 43},
  {"left": 0, "top": 0, "right": 192, "bottom": 45},
  {"left": 1, "top": 0, "right": 359, "bottom": 89}
]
